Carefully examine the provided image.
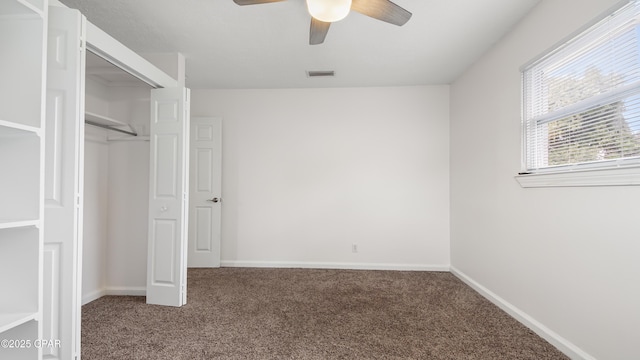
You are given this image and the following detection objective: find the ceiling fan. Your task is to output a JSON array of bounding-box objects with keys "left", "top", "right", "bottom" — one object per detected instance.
[{"left": 233, "top": 0, "right": 412, "bottom": 45}]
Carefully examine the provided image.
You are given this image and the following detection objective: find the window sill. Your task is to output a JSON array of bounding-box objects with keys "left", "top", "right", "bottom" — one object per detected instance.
[{"left": 514, "top": 166, "right": 640, "bottom": 188}]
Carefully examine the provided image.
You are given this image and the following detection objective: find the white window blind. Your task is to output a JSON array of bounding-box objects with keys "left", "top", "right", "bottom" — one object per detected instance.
[{"left": 522, "top": 0, "right": 640, "bottom": 173}]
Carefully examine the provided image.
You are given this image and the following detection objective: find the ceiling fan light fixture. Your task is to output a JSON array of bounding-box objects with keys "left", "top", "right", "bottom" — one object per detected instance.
[{"left": 306, "top": 0, "right": 352, "bottom": 23}]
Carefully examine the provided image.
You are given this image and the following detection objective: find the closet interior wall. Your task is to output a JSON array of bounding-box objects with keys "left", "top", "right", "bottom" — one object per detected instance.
[{"left": 83, "top": 59, "right": 152, "bottom": 303}]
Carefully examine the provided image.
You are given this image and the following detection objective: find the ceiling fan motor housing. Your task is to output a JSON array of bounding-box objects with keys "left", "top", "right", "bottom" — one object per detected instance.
[{"left": 306, "top": 0, "right": 353, "bottom": 23}]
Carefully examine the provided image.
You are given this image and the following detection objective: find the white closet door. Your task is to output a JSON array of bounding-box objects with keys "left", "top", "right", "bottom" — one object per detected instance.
[
  {"left": 188, "top": 117, "right": 222, "bottom": 268},
  {"left": 44, "top": 6, "right": 86, "bottom": 360},
  {"left": 147, "top": 87, "right": 190, "bottom": 307}
]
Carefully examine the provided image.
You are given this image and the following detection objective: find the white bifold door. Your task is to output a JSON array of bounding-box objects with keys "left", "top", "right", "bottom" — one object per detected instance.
[
  {"left": 44, "top": 6, "right": 86, "bottom": 360},
  {"left": 147, "top": 88, "right": 191, "bottom": 307},
  {"left": 44, "top": 8, "right": 190, "bottom": 360},
  {"left": 188, "top": 117, "right": 222, "bottom": 268}
]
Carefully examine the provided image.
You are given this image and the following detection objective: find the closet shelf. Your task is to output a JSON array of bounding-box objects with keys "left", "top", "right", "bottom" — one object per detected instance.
[
  {"left": 85, "top": 111, "right": 126, "bottom": 127},
  {"left": 0, "top": 120, "right": 41, "bottom": 137},
  {"left": 85, "top": 111, "right": 137, "bottom": 137},
  {"left": 0, "top": 219, "right": 39, "bottom": 230},
  {"left": 107, "top": 136, "right": 150, "bottom": 142}
]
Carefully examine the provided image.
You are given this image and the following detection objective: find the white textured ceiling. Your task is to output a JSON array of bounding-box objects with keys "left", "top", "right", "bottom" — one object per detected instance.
[{"left": 60, "top": 0, "right": 540, "bottom": 89}]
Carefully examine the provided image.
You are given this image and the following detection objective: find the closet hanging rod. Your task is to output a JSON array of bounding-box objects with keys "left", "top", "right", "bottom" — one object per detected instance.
[{"left": 85, "top": 120, "right": 138, "bottom": 137}]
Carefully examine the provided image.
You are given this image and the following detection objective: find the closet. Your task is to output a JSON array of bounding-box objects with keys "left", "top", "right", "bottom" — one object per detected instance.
[
  {"left": 52, "top": 7, "right": 189, "bottom": 360},
  {"left": 82, "top": 51, "right": 153, "bottom": 304},
  {"left": 83, "top": 50, "right": 189, "bottom": 302},
  {"left": 0, "top": 2, "right": 190, "bottom": 359}
]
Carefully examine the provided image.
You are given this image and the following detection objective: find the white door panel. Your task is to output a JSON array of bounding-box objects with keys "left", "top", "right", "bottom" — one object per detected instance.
[
  {"left": 44, "top": 6, "right": 86, "bottom": 360},
  {"left": 147, "top": 87, "right": 190, "bottom": 307},
  {"left": 188, "top": 117, "right": 222, "bottom": 268}
]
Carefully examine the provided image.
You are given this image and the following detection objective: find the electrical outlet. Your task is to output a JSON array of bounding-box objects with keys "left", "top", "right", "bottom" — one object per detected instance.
[{"left": 352, "top": 244, "right": 358, "bottom": 253}]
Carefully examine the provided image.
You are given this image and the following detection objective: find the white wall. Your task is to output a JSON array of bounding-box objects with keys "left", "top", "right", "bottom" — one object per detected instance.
[
  {"left": 106, "top": 141, "right": 149, "bottom": 292},
  {"left": 82, "top": 127, "right": 109, "bottom": 303},
  {"left": 83, "top": 85, "right": 450, "bottom": 293},
  {"left": 82, "top": 81, "right": 151, "bottom": 297},
  {"left": 82, "top": 78, "right": 110, "bottom": 303},
  {"left": 105, "top": 86, "right": 150, "bottom": 292},
  {"left": 85, "top": 77, "right": 109, "bottom": 115},
  {"left": 450, "top": 1, "right": 640, "bottom": 359},
  {"left": 192, "top": 86, "right": 450, "bottom": 270}
]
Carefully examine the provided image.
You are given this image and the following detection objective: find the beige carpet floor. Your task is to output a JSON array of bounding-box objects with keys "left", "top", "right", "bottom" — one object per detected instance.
[{"left": 82, "top": 268, "right": 568, "bottom": 359}]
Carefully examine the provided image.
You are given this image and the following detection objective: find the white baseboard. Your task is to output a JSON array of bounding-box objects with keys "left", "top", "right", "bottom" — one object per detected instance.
[
  {"left": 105, "top": 286, "right": 147, "bottom": 297},
  {"left": 81, "top": 287, "right": 146, "bottom": 306},
  {"left": 221, "top": 260, "right": 450, "bottom": 272},
  {"left": 450, "top": 266, "right": 595, "bottom": 360},
  {"left": 82, "top": 289, "right": 107, "bottom": 305}
]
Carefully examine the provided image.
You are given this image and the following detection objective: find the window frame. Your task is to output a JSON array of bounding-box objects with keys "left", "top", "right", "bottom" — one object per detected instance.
[{"left": 516, "top": 0, "right": 640, "bottom": 188}]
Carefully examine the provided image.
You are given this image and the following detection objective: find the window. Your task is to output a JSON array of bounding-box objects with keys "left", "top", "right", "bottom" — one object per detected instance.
[{"left": 519, "top": 0, "right": 640, "bottom": 186}]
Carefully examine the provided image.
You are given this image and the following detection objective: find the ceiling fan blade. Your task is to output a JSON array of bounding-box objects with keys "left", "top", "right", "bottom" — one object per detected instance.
[
  {"left": 310, "top": 18, "right": 331, "bottom": 45},
  {"left": 351, "top": 0, "right": 412, "bottom": 26},
  {"left": 233, "top": 0, "right": 286, "bottom": 5}
]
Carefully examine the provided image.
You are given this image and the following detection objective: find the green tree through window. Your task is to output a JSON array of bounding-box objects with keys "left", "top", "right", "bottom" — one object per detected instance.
[{"left": 545, "top": 68, "right": 640, "bottom": 166}]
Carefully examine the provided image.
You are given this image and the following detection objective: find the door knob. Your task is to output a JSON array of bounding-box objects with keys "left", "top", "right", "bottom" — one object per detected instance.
[{"left": 208, "top": 197, "right": 220, "bottom": 203}]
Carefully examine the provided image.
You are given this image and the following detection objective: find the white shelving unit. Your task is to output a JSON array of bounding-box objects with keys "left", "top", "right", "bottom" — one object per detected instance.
[{"left": 0, "top": 0, "right": 46, "bottom": 359}]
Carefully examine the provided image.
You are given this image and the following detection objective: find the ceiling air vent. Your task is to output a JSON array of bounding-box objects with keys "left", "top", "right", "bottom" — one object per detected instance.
[{"left": 306, "top": 70, "right": 335, "bottom": 78}]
